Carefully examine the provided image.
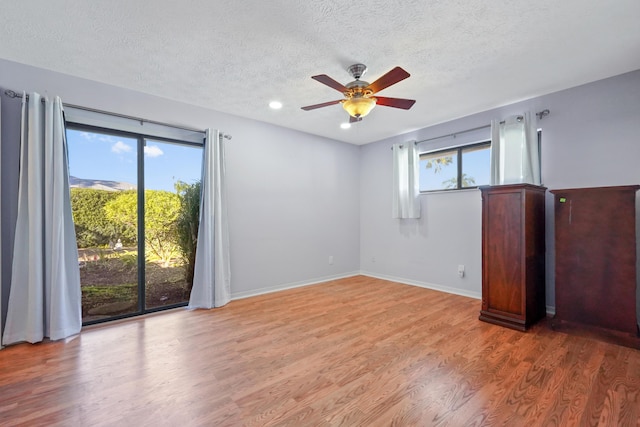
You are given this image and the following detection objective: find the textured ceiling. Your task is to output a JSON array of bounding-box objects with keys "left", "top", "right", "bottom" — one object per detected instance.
[{"left": 1, "top": 1, "right": 639, "bottom": 145}]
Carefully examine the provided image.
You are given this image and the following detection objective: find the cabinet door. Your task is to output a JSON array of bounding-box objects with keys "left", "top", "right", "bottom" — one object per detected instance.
[
  {"left": 484, "top": 191, "right": 523, "bottom": 317},
  {"left": 554, "top": 187, "right": 637, "bottom": 334}
]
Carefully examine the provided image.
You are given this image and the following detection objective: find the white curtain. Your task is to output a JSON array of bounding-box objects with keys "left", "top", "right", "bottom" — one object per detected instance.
[
  {"left": 2, "top": 93, "right": 82, "bottom": 345},
  {"left": 0, "top": 97, "right": 3, "bottom": 349},
  {"left": 490, "top": 112, "right": 540, "bottom": 185},
  {"left": 188, "top": 129, "right": 231, "bottom": 309},
  {"left": 392, "top": 142, "right": 421, "bottom": 219}
]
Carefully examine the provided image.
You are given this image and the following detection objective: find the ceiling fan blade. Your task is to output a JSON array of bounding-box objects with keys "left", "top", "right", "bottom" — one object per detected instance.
[
  {"left": 311, "top": 74, "right": 349, "bottom": 93},
  {"left": 375, "top": 96, "right": 416, "bottom": 110},
  {"left": 368, "top": 67, "right": 410, "bottom": 94},
  {"left": 349, "top": 115, "right": 363, "bottom": 123},
  {"left": 301, "top": 100, "right": 343, "bottom": 111}
]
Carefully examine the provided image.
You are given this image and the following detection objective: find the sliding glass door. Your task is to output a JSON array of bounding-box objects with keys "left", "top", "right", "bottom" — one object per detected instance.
[
  {"left": 66, "top": 126, "right": 202, "bottom": 324},
  {"left": 143, "top": 139, "right": 203, "bottom": 310}
]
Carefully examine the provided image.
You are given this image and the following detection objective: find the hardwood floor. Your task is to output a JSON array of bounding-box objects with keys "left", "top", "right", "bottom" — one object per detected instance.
[{"left": 1, "top": 275, "right": 639, "bottom": 426}]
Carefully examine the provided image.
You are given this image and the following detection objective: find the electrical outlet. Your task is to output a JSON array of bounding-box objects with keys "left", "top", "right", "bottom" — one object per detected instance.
[
  {"left": 329, "top": 256, "right": 334, "bottom": 265},
  {"left": 458, "top": 264, "right": 465, "bottom": 278},
  {"left": 371, "top": 256, "right": 376, "bottom": 263}
]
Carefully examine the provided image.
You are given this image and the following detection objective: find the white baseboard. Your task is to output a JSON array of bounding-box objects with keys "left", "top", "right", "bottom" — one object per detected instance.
[
  {"left": 359, "top": 272, "right": 557, "bottom": 316},
  {"left": 231, "top": 271, "right": 556, "bottom": 318},
  {"left": 359, "top": 271, "right": 482, "bottom": 300},
  {"left": 231, "top": 271, "right": 361, "bottom": 301}
]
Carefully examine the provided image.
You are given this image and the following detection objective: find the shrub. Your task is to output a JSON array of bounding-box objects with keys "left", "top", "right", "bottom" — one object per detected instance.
[
  {"left": 105, "top": 190, "right": 181, "bottom": 266},
  {"left": 71, "top": 188, "right": 124, "bottom": 247},
  {"left": 175, "top": 181, "right": 201, "bottom": 290}
]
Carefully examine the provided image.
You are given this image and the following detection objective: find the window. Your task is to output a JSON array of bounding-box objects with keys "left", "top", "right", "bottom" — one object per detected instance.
[
  {"left": 419, "top": 141, "right": 491, "bottom": 192},
  {"left": 66, "top": 123, "right": 203, "bottom": 325}
]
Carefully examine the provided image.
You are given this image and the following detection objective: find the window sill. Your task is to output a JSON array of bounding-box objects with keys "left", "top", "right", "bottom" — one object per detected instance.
[{"left": 419, "top": 187, "right": 481, "bottom": 195}]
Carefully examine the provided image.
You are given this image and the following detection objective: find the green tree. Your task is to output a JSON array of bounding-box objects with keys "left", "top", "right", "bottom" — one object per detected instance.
[
  {"left": 424, "top": 156, "right": 453, "bottom": 173},
  {"left": 424, "top": 155, "right": 477, "bottom": 189},
  {"left": 104, "top": 190, "right": 181, "bottom": 266},
  {"left": 442, "top": 174, "right": 476, "bottom": 189},
  {"left": 175, "top": 181, "right": 201, "bottom": 290},
  {"left": 71, "top": 188, "right": 124, "bottom": 247}
]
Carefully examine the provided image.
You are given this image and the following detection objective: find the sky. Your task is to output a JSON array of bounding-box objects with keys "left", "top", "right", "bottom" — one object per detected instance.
[
  {"left": 419, "top": 146, "right": 490, "bottom": 191},
  {"left": 66, "top": 129, "right": 203, "bottom": 192}
]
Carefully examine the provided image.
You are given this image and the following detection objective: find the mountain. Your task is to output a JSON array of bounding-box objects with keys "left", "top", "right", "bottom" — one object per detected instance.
[{"left": 69, "top": 176, "right": 136, "bottom": 191}]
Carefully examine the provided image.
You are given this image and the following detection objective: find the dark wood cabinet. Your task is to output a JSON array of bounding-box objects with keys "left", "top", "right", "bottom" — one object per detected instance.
[
  {"left": 551, "top": 186, "right": 639, "bottom": 345},
  {"left": 479, "top": 184, "right": 547, "bottom": 331}
]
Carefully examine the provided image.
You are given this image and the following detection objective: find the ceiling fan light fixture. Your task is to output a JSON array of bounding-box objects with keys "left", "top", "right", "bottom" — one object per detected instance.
[
  {"left": 342, "top": 97, "right": 376, "bottom": 118},
  {"left": 301, "top": 65, "right": 414, "bottom": 118}
]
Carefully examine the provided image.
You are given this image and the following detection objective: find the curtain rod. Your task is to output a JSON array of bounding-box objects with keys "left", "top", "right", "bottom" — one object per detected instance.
[
  {"left": 413, "top": 109, "right": 549, "bottom": 146},
  {"left": 3, "top": 89, "right": 232, "bottom": 140}
]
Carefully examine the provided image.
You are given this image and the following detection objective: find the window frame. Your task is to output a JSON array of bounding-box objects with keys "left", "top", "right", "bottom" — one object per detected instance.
[
  {"left": 418, "top": 140, "right": 491, "bottom": 193},
  {"left": 65, "top": 121, "right": 204, "bottom": 326}
]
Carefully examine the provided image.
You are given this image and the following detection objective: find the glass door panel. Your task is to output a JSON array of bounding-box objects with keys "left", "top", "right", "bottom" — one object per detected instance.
[
  {"left": 67, "top": 129, "right": 140, "bottom": 323},
  {"left": 143, "top": 140, "right": 203, "bottom": 309}
]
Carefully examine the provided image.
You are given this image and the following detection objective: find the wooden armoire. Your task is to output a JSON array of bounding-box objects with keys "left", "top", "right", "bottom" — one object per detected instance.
[
  {"left": 479, "top": 184, "right": 547, "bottom": 331},
  {"left": 551, "top": 185, "right": 640, "bottom": 346}
]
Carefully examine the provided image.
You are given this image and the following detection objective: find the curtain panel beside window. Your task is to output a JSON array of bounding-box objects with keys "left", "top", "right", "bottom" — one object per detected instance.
[
  {"left": 0, "top": 98, "right": 3, "bottom": 349},
  {"left": 2, "top": 93, "right": 82, "bottom": 346},
  {"left": 392, "top": 142, "right": 421, "bottom": 219},
  {"left": 490, "top": 112, "right": 541, "bottom": 186},
  {"left": 188, "top": 129, "right": 231, "bottom": 309}
]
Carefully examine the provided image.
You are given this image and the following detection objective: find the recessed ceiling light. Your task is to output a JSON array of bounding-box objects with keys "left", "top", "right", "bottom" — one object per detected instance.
[
  {"left": 269, "top": 101, "right": 283, "bottom": 109},
  {"left": 340, "top": 123, "right": 351, "bottom": 129}
]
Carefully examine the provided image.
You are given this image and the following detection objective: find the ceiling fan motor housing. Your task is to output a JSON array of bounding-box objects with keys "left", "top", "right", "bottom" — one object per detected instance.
[{"left": 345, "top": 80, "right": 373, "bottom": 97}]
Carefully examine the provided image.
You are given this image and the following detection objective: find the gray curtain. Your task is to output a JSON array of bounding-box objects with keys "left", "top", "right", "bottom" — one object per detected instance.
[
  {"left": 0, "top": 95, "right": 3, "bottom": 349},
  {"left": 2, "top": 92, "right": 81, "bottom": 345},
  {"left": 188, "top": 129, "right": 231, "bottom": 309}
]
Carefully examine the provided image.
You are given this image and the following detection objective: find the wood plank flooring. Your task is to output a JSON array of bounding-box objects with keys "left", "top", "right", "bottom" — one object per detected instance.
[{"left": 1, "top": 275, "right": 639, "bottom": 426}]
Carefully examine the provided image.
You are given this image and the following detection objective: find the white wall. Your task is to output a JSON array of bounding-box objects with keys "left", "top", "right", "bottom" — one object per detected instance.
[
  {"left": 359, "top": 69, "right": 640, "bottom": 309},
  {"left": 0, "top": 59, "right": 361, "bottom": 314}
]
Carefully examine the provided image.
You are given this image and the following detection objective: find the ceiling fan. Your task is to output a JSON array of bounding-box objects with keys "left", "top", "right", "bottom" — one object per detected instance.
[{"left": 301, "top": 64, "right": 416, "bottom": 123}]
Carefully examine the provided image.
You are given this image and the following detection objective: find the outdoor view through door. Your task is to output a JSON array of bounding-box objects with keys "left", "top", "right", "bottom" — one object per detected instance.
[{"left": 66, "top": 126, "right": 203, "bottom": 324}]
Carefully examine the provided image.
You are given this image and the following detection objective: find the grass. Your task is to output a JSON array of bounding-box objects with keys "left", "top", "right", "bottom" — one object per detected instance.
[{"left": 82, "top": 283, "right": 137, "bottom": 300}]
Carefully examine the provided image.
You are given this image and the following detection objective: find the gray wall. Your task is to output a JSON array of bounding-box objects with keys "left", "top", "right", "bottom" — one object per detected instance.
[
  {"left": 2, "top": 57, "right": 639, "bottom": 327},
  {"left": 359, "top": 69, "right": 640, "bottom": 309},
  {"left": 0, "top": 59, "right": 361, "bottom": 325}
]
